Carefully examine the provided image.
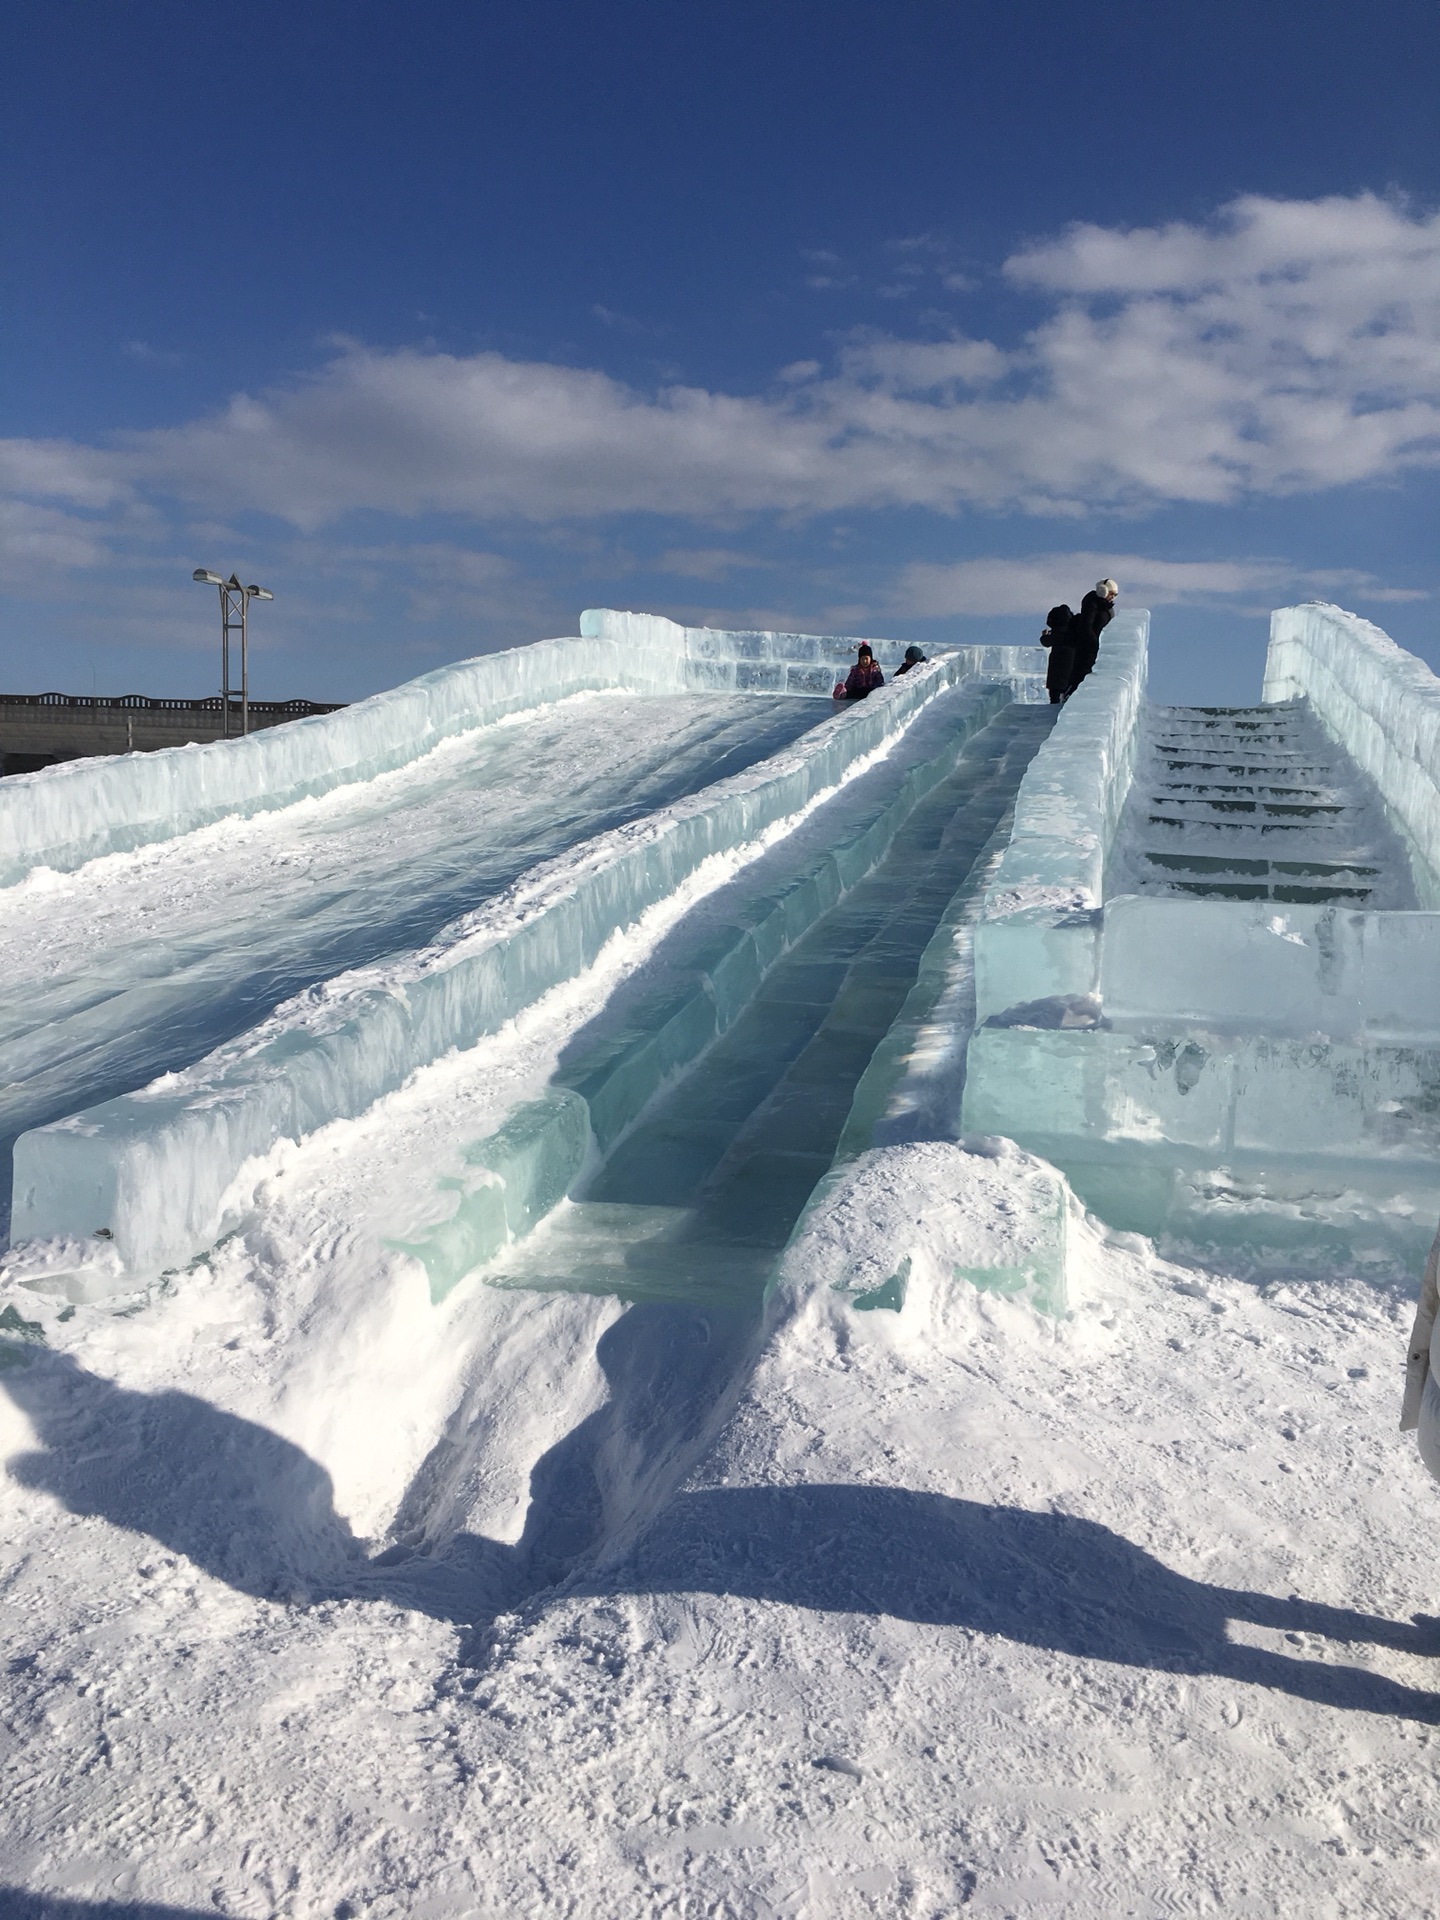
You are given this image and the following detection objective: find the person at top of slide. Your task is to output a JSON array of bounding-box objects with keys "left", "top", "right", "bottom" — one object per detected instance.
[
  {"left": 1067, "top": 579, "right": 1118, "bottom": 695},
  {"left": 833, "top": 644, "right": 886, "bottom": 701},
  {"left": 1039, "top": 604, "right": 1074, "bottom": 705},
  {"left": 895, "top": 645, "right": 928, "bottom": 676}
]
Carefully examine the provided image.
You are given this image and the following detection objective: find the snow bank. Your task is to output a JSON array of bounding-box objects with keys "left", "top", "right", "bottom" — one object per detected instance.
[
  {"left": 11, "top": 659, "right": 1007, "bottom": 1277},
  {"left": 971, "top": 608, "right": 1149, "bottom": 1017},
  {"left": 773, "top": 1137, "right": 1108, "bottom": 1322},
  {"left": 1264, "top": 602, "right": 1440, "bottom": 905}
]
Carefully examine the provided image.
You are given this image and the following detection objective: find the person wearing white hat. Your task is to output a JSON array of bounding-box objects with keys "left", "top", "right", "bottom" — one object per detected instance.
[{"left": 1067, "top": 578, "right": 1119, "bottom": 695}]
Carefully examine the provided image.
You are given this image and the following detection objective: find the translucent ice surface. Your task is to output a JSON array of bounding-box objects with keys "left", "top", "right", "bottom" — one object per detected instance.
[
  {"left": 973, "top": 608, "right": 1149, "bottom": 1018},
  {"left": 13, "top": 652, "right": 1029, "bottom": 1274},
  {"left": 0, "top": 692, "right": 824, "bottom": 1191},
  {"left": 476, "top": 698, "right": 1052, "bottom": 1308},
  {"left": 1264, "top": 602, "right": 1440, "bottom": 905}
]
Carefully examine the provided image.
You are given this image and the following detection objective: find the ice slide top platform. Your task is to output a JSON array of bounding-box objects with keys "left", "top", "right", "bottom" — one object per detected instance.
[{"left": 0, "top": 610, "right": 1042, "bottom": 890}]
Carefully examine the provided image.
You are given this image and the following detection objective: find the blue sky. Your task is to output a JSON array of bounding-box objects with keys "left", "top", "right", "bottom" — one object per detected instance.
[{"left": 3, "top": 0, "right": 1438, "bottom": 707}]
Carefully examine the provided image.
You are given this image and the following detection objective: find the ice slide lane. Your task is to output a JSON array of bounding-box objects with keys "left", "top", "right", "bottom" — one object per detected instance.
[
  {"left": 0, "top": 691, "right": 825, "bottom": 1227},
  {"left": 477, "top": 700, "right": 1055, "bottom": 1309},
  {"left": 379, "top": 695, "right": 1052, "bottom": 1580}
]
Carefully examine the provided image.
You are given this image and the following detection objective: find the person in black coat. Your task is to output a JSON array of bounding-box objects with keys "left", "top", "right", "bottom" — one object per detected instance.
[
  {"left": 1067, "top": 578, "right": 1118, "bottom": 695},
  {"left": 1040, "top": 604, "right": 1075, "bottom": 704}
]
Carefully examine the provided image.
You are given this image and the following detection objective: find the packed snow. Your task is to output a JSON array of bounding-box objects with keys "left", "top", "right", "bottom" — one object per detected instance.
[{"left": 0, "top": 1140, "right": 1435, "bottom": 1917}]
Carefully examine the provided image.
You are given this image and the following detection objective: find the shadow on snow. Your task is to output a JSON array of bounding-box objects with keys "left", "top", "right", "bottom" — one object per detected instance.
[{"left": 3, "top": 1323, "right": 1438, "bottom": 1728}]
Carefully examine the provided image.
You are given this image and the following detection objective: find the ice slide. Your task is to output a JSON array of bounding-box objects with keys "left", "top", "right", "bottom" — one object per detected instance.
[
  {"left": 5, "top": 597, "right": 1436, "bottom": 1611},
  {"left": 0, "top": 690, "right": 826, "bottom": 1230},
  {"left": 5, "top": 614, "right": 1044, "bottom": 1276}
]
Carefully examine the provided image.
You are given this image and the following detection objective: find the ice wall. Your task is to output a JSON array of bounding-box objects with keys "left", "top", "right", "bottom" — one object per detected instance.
[
  {"left": 0, "top": 632, "right": 676, "bottom": 888},
  {"left": 1264, "top": 603, "right": 1440, "bottom": 905},
  {"left": 1101, "top": 898, "right": 1440, "bottom": 1042},
  {"left": 964, "top": 1021, "right": 1440, "bottom": 1260},
  {"left": 971, "top": 609, "right": 1149, "bottom": 1018},
  {"left": 581, "top": 608, "right": 1046, "bottom": 702},
  {"left": 12, "top": 655, "right": 1014, "bottom": 1276}
]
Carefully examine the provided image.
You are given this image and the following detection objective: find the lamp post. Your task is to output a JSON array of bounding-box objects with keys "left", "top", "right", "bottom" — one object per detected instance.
[{"left": 192, "top": 570, "right": 274, "bottom": 737}]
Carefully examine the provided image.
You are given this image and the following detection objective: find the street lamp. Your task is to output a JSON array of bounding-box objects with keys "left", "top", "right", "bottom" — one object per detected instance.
[{"left": 192, "top": 570, "right": 273, "bottom": 737}]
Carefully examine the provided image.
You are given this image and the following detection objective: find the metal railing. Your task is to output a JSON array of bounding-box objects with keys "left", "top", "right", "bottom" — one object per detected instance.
[{"left": 0, "top": 693, "right": 345, "bottom": 716}]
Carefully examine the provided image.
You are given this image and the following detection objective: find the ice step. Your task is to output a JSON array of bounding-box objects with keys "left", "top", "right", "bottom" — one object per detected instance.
[
  {"left": 482, "top": 1202, "right": 774, "bottom": 1305},
  {"left": 1146, "top": 879, "right": 1375, "bottom": 905},
  {"left": 1139, "top": 852, "right": 1380, "bottom": 880},
  {"left": 1147, "top": 798, "right": 1350, "bottom": 817},
  {"left": 1153, "top": 783, "right": 1337, "bottom": 800}
]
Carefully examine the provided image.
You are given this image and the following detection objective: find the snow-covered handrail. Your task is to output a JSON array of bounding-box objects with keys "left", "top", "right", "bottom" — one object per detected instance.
[{"left": 1264, "top": 603, "right": 1440, "bottom": 905}]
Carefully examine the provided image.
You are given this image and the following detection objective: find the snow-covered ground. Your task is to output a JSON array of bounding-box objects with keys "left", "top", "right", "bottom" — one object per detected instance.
[{"left": 1, "top": 1135, "right": 1435, "bottom": 1918}]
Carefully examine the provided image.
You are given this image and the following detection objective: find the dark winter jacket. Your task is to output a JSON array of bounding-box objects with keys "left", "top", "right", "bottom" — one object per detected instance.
[
  {"left": 841, "top": 659, "right": 886, "bottom": 699},
  {"left": 1067, "top": 591, "right": 1115, "bottom": 693},
  {"left": 1040, "top": 604, "right": 1074, "bottom": 701}
]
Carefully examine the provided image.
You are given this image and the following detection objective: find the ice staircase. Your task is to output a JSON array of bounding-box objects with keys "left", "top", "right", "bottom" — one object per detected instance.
[
  {"left": 965, "top": 604, "right": 1440, "bottom": 1259},
  {"left": 1116, "top": 700, "right": 1413, "bottom": 911}
]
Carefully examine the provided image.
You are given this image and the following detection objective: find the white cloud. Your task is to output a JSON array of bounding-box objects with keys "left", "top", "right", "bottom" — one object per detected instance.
[
  {"left": 652, "top": 547, "right": 774, "bottom": 581},
  {"left": 122, "top": 340, "right": 186, "bottom": 368},
  {"left": 890, "top": 552, "right": 1429, "bottom": 619},
  {"left": 0, "top": 500, "right": 113, "bottom": 579},
  {"left": 2, "top": 193, "right": 1437, "bottom": 535}
]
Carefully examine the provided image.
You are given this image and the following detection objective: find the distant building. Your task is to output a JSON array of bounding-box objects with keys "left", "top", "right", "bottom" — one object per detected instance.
[{"left": 0, "top": 692, "right": 346, "bottom": 775}]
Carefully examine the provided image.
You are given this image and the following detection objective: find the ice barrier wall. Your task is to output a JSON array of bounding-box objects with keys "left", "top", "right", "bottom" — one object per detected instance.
[
  {"left": 971, "top": 608, "right": 1149, "bottom": 1017},
  {"left": 0, "top": 631, "right": 673, "bottom": 888},
  {"left": 1264, "top": 602, "right": 1440, "bottom": 907},
  {"left": 12, "top": 642, "right": 1038, "bottom": 1276},
  {"left": 581, "top": 607, "right": 1045, "bottom": 702}
]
